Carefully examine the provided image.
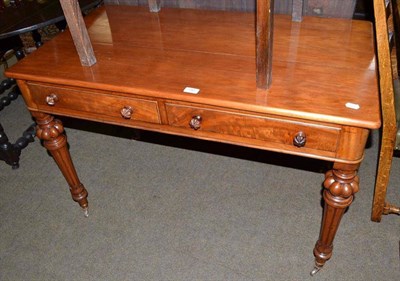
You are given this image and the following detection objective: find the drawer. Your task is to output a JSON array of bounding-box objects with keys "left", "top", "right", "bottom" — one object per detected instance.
[
  {"left": 28, "top": 83, "right": 161, "bottom": 124},
  {"left": 166, "top": 104, "right": 340, "bottom": 152}
]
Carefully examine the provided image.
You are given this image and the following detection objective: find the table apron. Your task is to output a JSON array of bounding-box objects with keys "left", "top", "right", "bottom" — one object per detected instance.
[{"left": 22, "top": 81, "right": 369, "bottom": 164}]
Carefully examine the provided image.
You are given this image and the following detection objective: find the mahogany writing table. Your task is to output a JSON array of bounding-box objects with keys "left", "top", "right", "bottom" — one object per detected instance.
[{"left": 5, "top": 5, "right": 381, "bottom": 274}]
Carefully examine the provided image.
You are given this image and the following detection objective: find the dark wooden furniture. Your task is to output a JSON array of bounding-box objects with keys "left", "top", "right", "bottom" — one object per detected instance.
[
  {"left": 0, "top": 0, "right": 103, "bottom": 41},
  {"left": 6, "top": 0, "right": 381, "bottom": 275},
  {"left": 371, "top": 0, "right": 400, "bottom": 221},
  {"left": 0, "top": 77, "right": 35, "bottom": 169},
  {"left": 0, "top": 53, "right": 34, "bottom": 169}
]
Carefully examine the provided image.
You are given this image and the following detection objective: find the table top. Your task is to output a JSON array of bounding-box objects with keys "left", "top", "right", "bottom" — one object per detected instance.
[
  {"left": 6, "top": 5, "right": 381, "bottom": 129},
  {"left": 0, "top": 0, "right": 102, "bottom": 39}
]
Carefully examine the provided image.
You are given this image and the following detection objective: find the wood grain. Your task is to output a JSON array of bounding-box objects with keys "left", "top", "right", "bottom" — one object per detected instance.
[
  {"left": 371, "top": 0, "right": 399, "bottom": 222},
  {"left": 165, "top": 103, "right": 340, "bottom": 152},
  {"left": 32, "top": 112, "right": 88, "bottom": 209},
  {"left": 6, "top": 6, "right": 380, "bottom": 129},
  {"left": 314, "top": 163, "right": 360, "bottom": 268},
  {"left": 59, "top": 0, "right": 97, "bottom": 66},
  {"left": 5, "top": 3, "right": 380, "bottom": 271},
  {"left": 28, "top": 83, "right": 161, "bottom": 124},
  {"left": 256, "top": 0, "right": 273, "bottom": 89}
]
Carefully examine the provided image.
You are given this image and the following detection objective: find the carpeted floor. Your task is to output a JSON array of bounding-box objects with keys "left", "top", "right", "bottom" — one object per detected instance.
[{"left": 1, "top": 49, "right": 400, "bottom": 281}]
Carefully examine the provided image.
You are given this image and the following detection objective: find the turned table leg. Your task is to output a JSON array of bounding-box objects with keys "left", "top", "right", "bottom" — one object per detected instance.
[
  {"left": 311, "top": 163, "right": 360, "bottom": 275},
  {"left": 32, "top": 112, "right": 89, "bottom": 216}
]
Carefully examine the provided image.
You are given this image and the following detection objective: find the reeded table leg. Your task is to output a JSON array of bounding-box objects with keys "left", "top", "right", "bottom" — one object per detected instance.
[
  {"left": 32, "top": 112, "right": 89, "bottom": 216},
  {"left": 312, "top": 163, "right": 360, "bottom": 275}
]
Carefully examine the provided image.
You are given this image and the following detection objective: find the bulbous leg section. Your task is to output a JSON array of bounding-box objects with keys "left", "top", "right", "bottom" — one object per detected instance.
[
  {"left": 33, "top": 112, "right": 89, "bottom": 212},
  {"left": 312, "top": 165, "right": 359, "bottom": 275}
]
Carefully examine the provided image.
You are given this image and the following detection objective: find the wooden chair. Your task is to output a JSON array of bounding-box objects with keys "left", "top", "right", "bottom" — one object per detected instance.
[{"left": 371, "top": 0, "right": 400, "bottom": 221}]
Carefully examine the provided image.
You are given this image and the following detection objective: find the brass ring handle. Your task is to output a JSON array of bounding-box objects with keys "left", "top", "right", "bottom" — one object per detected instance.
[
  {"left": 189, "top": 115, "right": 202, "bottom": 130},
  {"left": 45, "top": 93, "right": 58, "bottom": 106},
  {"left": 120, "top": 106, "right": 133, "bottom": 119},
  {"left": 293, "top": 131, "right": 306, "bottom": 147}
]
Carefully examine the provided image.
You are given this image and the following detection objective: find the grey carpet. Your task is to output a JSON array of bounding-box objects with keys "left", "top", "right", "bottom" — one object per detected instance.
[{"left": 0, "top": 57, "right": 399, "bottom": 281}]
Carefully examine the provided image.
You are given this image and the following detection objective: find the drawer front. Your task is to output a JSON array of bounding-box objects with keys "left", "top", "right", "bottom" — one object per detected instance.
[
  {"left": 28, "top": 83, "right": 161, "bottom": 124},
  {"left": 166, "top": 104, "right": 340, "bottom": 152}
]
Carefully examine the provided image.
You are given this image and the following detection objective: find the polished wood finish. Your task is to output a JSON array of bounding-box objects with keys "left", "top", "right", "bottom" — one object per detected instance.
[
  {"left": 6, "top": 4, "right": 380, "bottom": 273},
  {"left": 63, "top": 0, "right": 276, "bottom": 88},
  {"left": 165, "top": 103, "right": 341, "bottom": 155},
  {"left": 371, "top": 0, "right": 400, "bottom": 222},
  {"left": 27, "top": 83, "right": 161, "bottom": 124},
  {"left": 315, "top": 163, "right": 360, "bottom": 268},
  {"left": 59, "top": 0, "right": 96, "bottom": 66},
  {"left": 31, "top": 111, "right": 88, "bottom": 210},
  {"left": 8, "top": 7, "right": 379, "bottom": 129}
]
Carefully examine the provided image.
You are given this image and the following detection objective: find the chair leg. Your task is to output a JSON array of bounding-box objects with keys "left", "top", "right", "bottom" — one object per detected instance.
[{"left": 371, "top": 128, "right": 397, "bottom": 222}]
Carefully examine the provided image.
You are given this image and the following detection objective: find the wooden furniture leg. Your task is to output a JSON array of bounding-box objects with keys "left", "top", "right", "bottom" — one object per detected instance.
[
  {"left": 371, "top": 128, "right": 398, "bottom": 221},
  {"left": 32, "top": 112, "right": 89, "bottom": 216},
  {"left": 370, "top": 0, "right": 400, "bottom": 222},
  {"left": 31, "top": 30, "right": 43, "bottom": 48},
  {"left": 0, "top": 121, "right": 35, "bottom": 169},
  {"left": 0, "top": 76, "right": 35, "bottom": 169},
  {"left": 0, "top": 123, "right": 20, "bottom": 169},
  {"left": 311, "top": 163, "right": 360, "bottom": 275}
]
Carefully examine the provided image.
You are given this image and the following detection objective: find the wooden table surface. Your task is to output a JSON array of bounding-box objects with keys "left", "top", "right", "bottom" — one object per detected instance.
[{"left": 7, "top": 6, "right": 380, "bottom": 129}]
